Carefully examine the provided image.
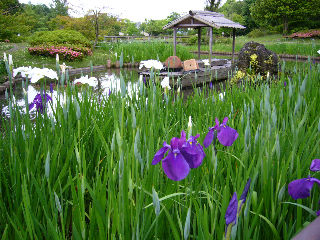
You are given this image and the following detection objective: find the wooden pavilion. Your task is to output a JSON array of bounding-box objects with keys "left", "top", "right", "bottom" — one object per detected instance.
[{"left": 163, "top": 10, "right": 245, "bottom": 65}]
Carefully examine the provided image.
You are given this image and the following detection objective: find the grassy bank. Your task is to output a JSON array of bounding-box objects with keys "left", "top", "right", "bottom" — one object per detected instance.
[
  {"left": 0, "top": 59, "right": 319, "bottom": 239},
  {"left": 98, "top": 41, "right": 193, "bottom": 62},
  {"left": 190, "top": 34, "right": 320, "bottom": 56}
]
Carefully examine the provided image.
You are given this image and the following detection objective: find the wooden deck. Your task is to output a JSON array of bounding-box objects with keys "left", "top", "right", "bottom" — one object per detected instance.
[{"left": 140, "top": 59, "right": 233, "bottom": 88}]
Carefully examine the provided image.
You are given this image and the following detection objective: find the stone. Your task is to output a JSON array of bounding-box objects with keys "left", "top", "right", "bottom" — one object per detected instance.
[
  {"left": 164, "top": 56, "right": 183, "bottom": 69},
  {"left": 183, "top": 59, "right": 199, "bottom": 71},
  {"left": 3, "top": 81, "right": 10, "bottom": 88},
  {"left": 0, "top": 85, "right": 6, "bottom": 93},
  {"left": 237, "top": 41, "right": 279, "bottom": 77},
  {"left": 106, "top": 60, "right": 112, "bottom": 68}
]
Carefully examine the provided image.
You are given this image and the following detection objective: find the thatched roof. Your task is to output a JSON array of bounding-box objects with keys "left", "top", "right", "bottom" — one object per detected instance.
[{"left": 163, "top": 10, "right": 245, "bottom": 30}]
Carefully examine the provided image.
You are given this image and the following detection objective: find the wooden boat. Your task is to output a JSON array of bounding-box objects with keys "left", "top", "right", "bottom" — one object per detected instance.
[{"left": 140, "top": 59, "right": 233, "bottom": 88}]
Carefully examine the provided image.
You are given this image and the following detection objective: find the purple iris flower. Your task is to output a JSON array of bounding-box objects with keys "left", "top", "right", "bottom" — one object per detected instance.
[
  {"left": 288, "top": 176, "right": 320, "bottom": 200},
  {"left": 288, "top": 159, "right": 320, "bottom": 216},
  {"left": 239, "top": 178, "right": 251, "bottom": 211},
  {"left": 310, "top": 159, "right": 320, "bottom": 172},
  {"left": 50, "top": 83, "right": 53, "bottom": 93},
  {"left": 209, "top": 82, "right": 213, "bottom": 89},
  {"left": 240, "top": 178, "right": 251, "bottom": 203},
  {"left": 152, "top": 130, "right": 205, "bottom": 181},
  {"left": 108, "top": 88, "right": 111, "bottom": 96},
  {"left": 225, "top": 192, "right": 238, "bottom": 226},
  {"left": 203, "top": 117, "right": 239, "bottom": 148},
  {"left": 181, "top": 134, "right": 206, "bottom": 169},
  {"left": 284, "top": 81, "right": 287, "bottom": 87},
  {"left": 29, "top": 92, "right": 52, "bottom": 113}
]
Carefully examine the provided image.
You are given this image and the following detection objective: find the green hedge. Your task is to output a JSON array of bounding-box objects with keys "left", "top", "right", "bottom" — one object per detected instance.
[
  {"left": 185, "top": 35, "right": 209, "bottom": 45},
  {"left": 0, "top": 60, "right": 6, "bottom": 73},
  {"left": 28, "top": 30, "right": 92, "bottom": 48}
]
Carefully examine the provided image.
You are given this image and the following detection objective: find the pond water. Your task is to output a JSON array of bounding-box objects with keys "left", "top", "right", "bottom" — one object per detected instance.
[
  {"left": 0, "top": 69, "right": 138, "bottom": 116},
  {"left": 0, "top": 68, "right": 225, "bottom": 117}
]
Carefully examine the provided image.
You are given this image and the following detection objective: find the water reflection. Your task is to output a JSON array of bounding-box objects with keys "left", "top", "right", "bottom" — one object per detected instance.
[
  {"left": 0, "top": 68, "right": 226, "bottom": 117},
  {"left": 0, "top": 69, "right": 141, "bottom": 117},
  {"left": 1, "top": 85, "right": 68, "bottom": 118}
]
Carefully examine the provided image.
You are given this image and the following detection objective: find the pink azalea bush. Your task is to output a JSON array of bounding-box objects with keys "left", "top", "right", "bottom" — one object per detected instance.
[
  {"left": 28, "top": 45, "right": 92, "bottom": 61},
  {"left": 289, "top": 29, "right": 320, "bottom": 39}
]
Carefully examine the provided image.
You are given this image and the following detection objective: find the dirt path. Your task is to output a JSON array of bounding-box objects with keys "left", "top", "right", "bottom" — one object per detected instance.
[{"left": 7, "top": 43, "right": 27, "bottom": 53}]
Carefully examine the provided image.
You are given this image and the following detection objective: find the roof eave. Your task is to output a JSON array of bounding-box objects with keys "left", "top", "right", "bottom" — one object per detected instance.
[
  {"left": 193, "top": 15, "right": 220, "bottom": 28},
  {"left": 163, "top": 14, "right": 190, "bottom": 30},
  {"left": 163, "top": 11, "right": 247, "bottom": 30}
]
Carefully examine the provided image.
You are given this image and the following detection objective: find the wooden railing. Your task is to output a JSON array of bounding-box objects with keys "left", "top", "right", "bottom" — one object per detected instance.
[{"left": 103, "top": 35, "right": 190, "bottom": 43}]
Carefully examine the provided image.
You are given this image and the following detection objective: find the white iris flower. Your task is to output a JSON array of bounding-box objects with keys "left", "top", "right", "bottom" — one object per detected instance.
[
  {"left": 139, "top": 60, "right": 163, "bottom": 70},
  {"left": 74, "top": 75, "right": 98, "bottom": 87},
  {"left": 160, "top": 77, "right": 171, "bottom": 90}
]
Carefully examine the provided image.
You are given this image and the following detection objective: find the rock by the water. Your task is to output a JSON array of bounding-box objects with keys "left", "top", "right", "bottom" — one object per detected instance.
[
  {"left": 237, "top": 41, "right": 279, "bottom": 77},
  {"left": 164, "top": 56, "right": 182, "bottom": 69}
]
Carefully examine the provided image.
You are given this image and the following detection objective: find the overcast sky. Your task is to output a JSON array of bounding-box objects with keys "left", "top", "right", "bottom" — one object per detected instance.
[{"left": 19, "top": 0, "right": 226, "bottom": 22}]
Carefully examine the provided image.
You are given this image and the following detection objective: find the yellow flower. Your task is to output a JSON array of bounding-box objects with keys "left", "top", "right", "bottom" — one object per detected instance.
[
  {"left": 250, "top": 54, "right": 258, "bottom": 61},
  {"left": 236, "top": 70, "right": 245, "bottom": 79}
]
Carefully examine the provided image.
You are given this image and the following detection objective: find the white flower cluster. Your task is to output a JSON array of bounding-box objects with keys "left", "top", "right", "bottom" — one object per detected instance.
[
  {"left": 202, "top": 59, "right": 210, "bottom": 66},
  {"left": 73, "top": 75, "right": 98, "bottom": 87},
  {"left": 3, "top": 52, "right": 13, "bottom": 66},
  {"left": 139, "top": 60, "right": 163, "bottom": 70},
  {"left": 160, "top": 76, "right": 171, "bottom": 90},
  {"left": 13, "top": 66, "right": 58, "bottom": 83}
]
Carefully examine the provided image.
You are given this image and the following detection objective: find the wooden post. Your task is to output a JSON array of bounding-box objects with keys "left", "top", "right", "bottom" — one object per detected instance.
[
  {"left": 173, "top": 28, "right": 177, "bottom": 56},
  {"left": 232, "top": 28, "right": 236, "bottom": 64},
  {"left": 197, "top": 28, "right": 201, "bottom": 59},
  {"left": 209, "top": 27, "right": 213, "bottom": 66}
]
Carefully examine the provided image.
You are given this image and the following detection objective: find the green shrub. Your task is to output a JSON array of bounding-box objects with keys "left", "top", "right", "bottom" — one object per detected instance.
[
  {"left": 28, "top": 30, "right": 92, "bottom": 48},
  {"left": 289, "top": 27, "right": 309, "bottom": 34},
  {"left": 186, "top": 35, "right": 209, "bottom": 45},
  {"left": 247, "top": 29, "right": 268, "bottom": 38},
  {"left": 0, "top": 60, "right": 6, "bottom": 77}
]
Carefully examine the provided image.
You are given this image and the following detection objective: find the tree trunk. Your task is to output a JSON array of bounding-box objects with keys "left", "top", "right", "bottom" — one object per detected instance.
[
  {"left": 283, "top": 16, "right": 288, "bottom": 35},
  {"left": 94, "top": 11, "right": 99, "bottom": 48}
]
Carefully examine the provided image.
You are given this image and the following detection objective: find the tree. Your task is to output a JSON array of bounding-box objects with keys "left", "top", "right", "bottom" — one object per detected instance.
[
  {"left": 99, "top": 14, "right": 122, "bottom": 36},
  {"left": 205, "top": 0, "right": 221, "bottom": 12},
  {"left": 241, "top": 0, "right": 258, "bottom": 34},
  {"left": 0, "top": 10, "right": 35, "bottom": 41},
  {"left": 50, "top": 0, "right": 68, "bottom": 17},
  {"left": 22, "top": 3, "right": 53, "bottom": 32},
  {"left": 86, "top": 7, "right": 110, "bottom": 47},
  {"left": 120, "top": 19, "right": 139, "bottom": 36},
  {"left": 0, "top": 0, "right": 21, "bottom": 14},
  {"left": 251, "top": 0, "right": 320, "bottom": 34},
  {"left": 141, "top": 19, "right": 167, "bottom": 36},
  {"left": 166, "top": 12, "right": 180, "bottom": 22},
  {"left": 220, "top": 0, "right": 258, "bottom": 33},
  {"left": 219, "top": 0, "right": 245, "bottom": 25},
  {"left": 220, "top": 0, "right": 242, "bottom": 16}
]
